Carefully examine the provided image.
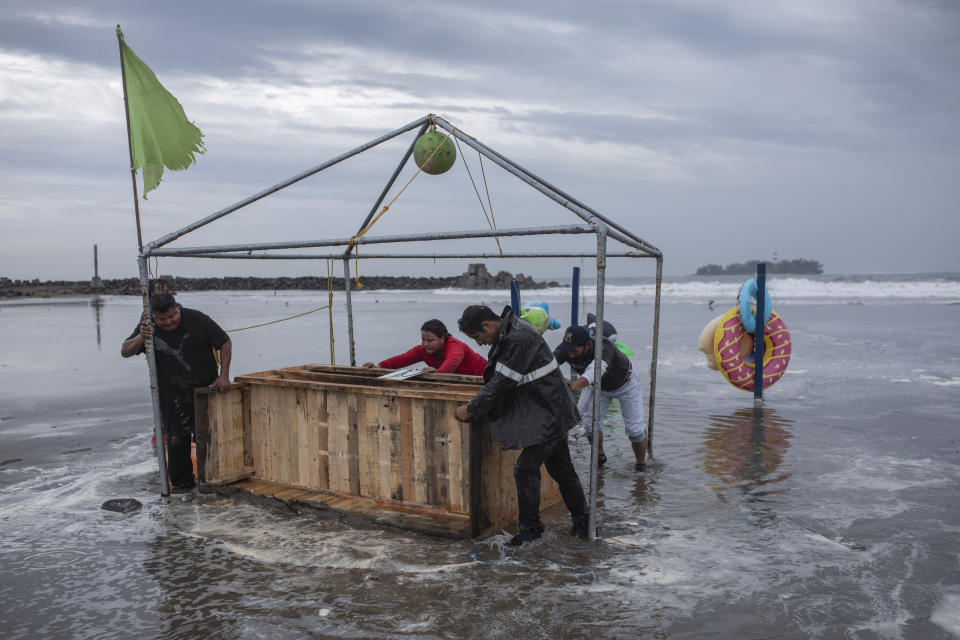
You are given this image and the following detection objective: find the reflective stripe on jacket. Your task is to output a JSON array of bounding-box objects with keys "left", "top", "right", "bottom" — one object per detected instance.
[{"left": 466, "top": 307, "right": 580, "bottom": 450}]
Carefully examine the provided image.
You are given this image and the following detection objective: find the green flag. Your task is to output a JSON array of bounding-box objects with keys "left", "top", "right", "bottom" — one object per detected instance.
[{"left": 118, "top": 28, "right": 204, "bottom": 198}]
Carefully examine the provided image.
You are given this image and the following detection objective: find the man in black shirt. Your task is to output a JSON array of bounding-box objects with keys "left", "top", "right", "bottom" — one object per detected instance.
[
  {"left": 554, "top": 325, "right": 648, "bottom": 472},
  {"left": 122, "top": 292, "right": 232, "bottom": 489}
]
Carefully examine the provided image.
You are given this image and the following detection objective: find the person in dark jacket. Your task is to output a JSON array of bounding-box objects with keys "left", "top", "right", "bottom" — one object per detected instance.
[
  {"left": 454, "top": 305, "right": 589, "bottom": 545},
  {"left": 555, "top": 325, "right": 648, "bottom": 472}
]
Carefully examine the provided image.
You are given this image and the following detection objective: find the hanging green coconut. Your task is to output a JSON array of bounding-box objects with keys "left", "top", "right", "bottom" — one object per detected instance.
[{"left": 413, "top": 130, "right": 456, "bottom": 175}]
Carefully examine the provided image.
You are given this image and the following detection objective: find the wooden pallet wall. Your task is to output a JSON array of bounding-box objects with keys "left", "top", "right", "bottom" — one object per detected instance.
[{"left": 198, "top": 365, "right": 563, "bottom": 536}]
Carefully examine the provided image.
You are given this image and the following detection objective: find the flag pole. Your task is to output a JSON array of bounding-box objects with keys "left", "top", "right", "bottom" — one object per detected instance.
[
  {"left": 116, "top": 26, "right": 145, "bottom": 252},
  {"left": 117, "top": 25, "right": 170, "bottom": 497}
]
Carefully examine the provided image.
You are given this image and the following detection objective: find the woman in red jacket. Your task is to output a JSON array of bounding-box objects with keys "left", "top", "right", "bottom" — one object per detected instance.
[{"left": 362, "top": 319, "right": 486, "bottom": 375}]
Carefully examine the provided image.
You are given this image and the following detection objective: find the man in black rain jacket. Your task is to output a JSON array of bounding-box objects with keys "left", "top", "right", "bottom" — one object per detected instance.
[{"left": 455, "top": 305, "right": 588, "bottom": 545}]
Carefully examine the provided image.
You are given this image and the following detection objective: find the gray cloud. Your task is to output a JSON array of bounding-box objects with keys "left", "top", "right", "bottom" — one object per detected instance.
[{"left": 0, "top": 0, "right": 958, "bottom": 279}]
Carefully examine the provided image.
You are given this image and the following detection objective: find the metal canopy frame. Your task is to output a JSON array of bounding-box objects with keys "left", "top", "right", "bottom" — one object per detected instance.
[{"left": 137, "top": 114, "right": 664, "bottom": 538}]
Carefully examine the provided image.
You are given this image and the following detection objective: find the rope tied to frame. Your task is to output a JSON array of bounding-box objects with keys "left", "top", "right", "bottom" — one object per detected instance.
[
  {"left": 225, "top": 262, "right": 338, "bottom": 367},
  {"left": 346, "top": 125, "right": 456, "bottom": 289},
  {"left": 452, "top": 135, "right": 503, "bottom": 256},
  {"left": 226, "top": 304, "right": 331, "bottom": 332}
]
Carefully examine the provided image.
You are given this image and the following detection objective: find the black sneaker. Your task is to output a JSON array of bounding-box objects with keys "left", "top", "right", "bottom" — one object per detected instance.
[
  {"left": 570, "top": 516, "right": 590, "bottom": 539},
  {"left": 634, "top": 462, "right": 647, "bottom": 473},
  {"left": 508, "top": 526, "right": 543, "bottom": 546},
  {"left": 597, "top": 452, "right": 607, "bottom": 468}
]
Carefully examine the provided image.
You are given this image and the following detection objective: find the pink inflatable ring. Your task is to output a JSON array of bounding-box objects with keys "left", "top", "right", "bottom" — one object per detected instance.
[{"left": 713, "top": 306, "right": 791, "bottom": 392}]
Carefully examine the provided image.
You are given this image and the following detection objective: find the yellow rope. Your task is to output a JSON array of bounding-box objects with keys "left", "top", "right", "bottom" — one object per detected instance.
[
  {"left": 227, "top": 304, "right": 330, "bottom": 332},
  {"left": 346, "top": 125, "right": 455, "bottom": 288}
]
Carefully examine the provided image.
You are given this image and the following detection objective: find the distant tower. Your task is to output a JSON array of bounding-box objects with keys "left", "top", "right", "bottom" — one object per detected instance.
[
  {"left": 91, "top": 244, "right": 103, "bottom": 289},
  {"left": 772, "top": 249, "right": 779, "bottom": 263}
]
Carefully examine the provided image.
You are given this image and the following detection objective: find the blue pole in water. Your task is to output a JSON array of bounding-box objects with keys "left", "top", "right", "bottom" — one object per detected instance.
[
  {"left": 571, "top": 267, "right": 581, "bottom": 326},
  {"left": 753, "top": 262, "right": 767, "bottom": 406},
  {"left": 510, "top": 280, "right": 521, "bottom": 315}
]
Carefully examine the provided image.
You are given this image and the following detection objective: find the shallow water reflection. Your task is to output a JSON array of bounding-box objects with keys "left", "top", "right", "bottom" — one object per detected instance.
[
  {"left": 90, "top": 297, "right": 105, "bottom": 349},
  {"left": 699, "top": 407, "right": 793, "bottom": 524}
]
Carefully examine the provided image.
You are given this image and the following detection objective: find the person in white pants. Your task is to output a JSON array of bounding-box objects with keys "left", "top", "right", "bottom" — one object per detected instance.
[{"left": 554, "top": 325, "right": 648, "bottom": 472}]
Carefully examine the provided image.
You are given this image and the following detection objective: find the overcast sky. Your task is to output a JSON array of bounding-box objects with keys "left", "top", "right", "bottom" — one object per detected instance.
[{"left": 1, "top": 0, "right": 958, "bottom": 281}]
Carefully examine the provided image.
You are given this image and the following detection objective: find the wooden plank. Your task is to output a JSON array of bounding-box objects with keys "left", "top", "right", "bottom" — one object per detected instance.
[
  {"left": 434, "top": 401, "right": 456, "bottom": 509},
  {"left": 194, "top": 390, "right": 210, "bottom": 483},
  {"left": 199, "top": 387, "right": 247, "bottom": 484},
  {"left": 258, "top": 386, "right": 275, "bottom": 484},
  {"left": 347, "top": 393, "right": 361, "bottom": 496},
  {"left": 398, "top": 397, "right": 414, "bottom": 502},
  {"left": 250, "top": 385, "right": 272, "bottom": 484},
  {"left": 423, "top": 400, "right": 441, "bottom": 507},
  {"left": 203, "top": 470, "right": 252, "bottom": 486},
  {"left": 481, "top": 427, "right": 521, "bottom": 531},
  {"left": 469, "top": 420, "right": 483, "bottom": 536},
  {"left": 411, "top": 399, "right": 427, "bottom": 505},
  {"left": 280, "top": 369, "right": 482, "bottom": 394},
  {"left": 226, "top": 479, "right": 473, "bottom": 538},
  {"left": 211, "top": 393, "right": 224, "bottom": 478},
  {"left": 378, "top": 396, "right": 396, "bottom": 501},
  {"left": 264, "top": 386, "right": 278, "bottom": 484},
  {"left": 234, "top": 374, "right": 477, "bottom": 402},
  {"left": 211, "top": 392, "right": 226, "bottom": 480},
  {"left": 242, "top": 386, "right": 253, "bottom": 468},
  {"left": 288, "top": 388, "right": 305, "bottom": 487},
  {"left": 248, "top": 386, "right": 263, "bottom": 480},
  {"left": 213, "top": 389, "right": 245, "bottom": 481},
  {"left": 271, "top": 387, "right": 283, "bottom": 485},
  {"left": 479, "top": 423, "right": 500, "bottom": 528},
  {"left": 291, "top": 388, "right": 306, "bottom": 487},
  {"left": 446, "top": 403, "right": 465, "bottom": 513},
  {"left": 326, "top": 390, "right": 349, "bottom": 494},
  {"left": 357, "top": 395, "right": 380, "bottom": 499},
  {"left": 317, "top": 388, "right": 329, "bottom": 491},
  {"left": 296, "top": 388, "right": 321, "bottom": 489},
  {"left": 284, "top": 388, "right": 300, "bottom": 486},
  {"left": 302, "top": 363, "right": 483, "bottom": 385},
  {"left": 270, "top": 388, "right": 286, "bottom": 485}
]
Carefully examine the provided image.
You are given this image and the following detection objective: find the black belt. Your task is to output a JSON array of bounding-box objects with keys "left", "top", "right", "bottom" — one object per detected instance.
[{"left": 600, "top": 363, "right": 632, "bottom": 391}]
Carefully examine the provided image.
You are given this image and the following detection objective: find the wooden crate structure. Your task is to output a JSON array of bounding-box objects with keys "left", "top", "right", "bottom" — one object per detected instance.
[{"left": 194, "top": 364, "right": 563, "bottom": 537}]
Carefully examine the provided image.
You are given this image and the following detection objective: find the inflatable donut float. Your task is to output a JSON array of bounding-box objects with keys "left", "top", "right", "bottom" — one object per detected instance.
[
  {"left": 698, "top": 314, "right": 725, "bottom": 370},
  {"left": 714, "top": 306, "right": 791, "bottom": 391}
]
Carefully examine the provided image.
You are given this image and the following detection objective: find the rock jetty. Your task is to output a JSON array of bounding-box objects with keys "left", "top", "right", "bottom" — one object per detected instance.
[{"left": 0, "top": 264, "right": 559, "bottom": 298}]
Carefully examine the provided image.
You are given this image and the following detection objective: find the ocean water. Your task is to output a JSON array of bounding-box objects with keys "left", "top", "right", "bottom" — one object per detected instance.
[{"left": 1, "top": 274, "right": 959, "bottom": 639}]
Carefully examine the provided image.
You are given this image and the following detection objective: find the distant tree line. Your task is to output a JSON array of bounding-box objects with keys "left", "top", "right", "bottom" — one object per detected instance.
[{"left": 695, "top": 258, "right": 823, "bottom": 275}]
